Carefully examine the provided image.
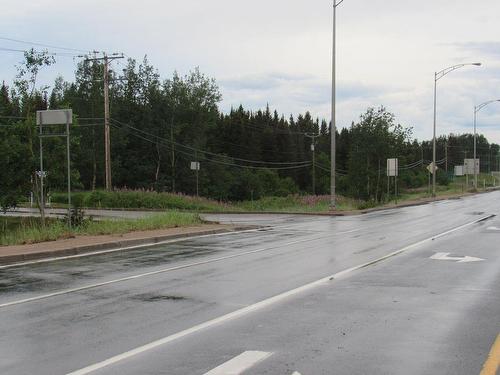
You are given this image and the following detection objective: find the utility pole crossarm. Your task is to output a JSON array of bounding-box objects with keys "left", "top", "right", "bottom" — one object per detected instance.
[{"left": 81, "top": 51, "right": 125, "bottom": 191}]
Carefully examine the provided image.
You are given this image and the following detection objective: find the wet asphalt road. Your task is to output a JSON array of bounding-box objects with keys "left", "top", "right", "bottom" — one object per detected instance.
[{"left": 0, "top": 193, "right": 499, "bottom": 375}]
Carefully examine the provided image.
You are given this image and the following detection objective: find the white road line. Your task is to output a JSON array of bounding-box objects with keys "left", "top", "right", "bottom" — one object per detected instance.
[
  {"left": 0, "top": 228, "right": 266, "bottom": 270},
  {"left": 203, "top": 351, "right": 273, "bottom": 375},
  {"left": 64, "top": 215, "right": 492, "bottom": 375},
  {"left": 0, "top": 231, "right": 360, "bottom": 309}
]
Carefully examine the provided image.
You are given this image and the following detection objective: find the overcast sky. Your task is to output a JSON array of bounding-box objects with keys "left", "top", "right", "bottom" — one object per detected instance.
[{"left": 2, "top": 0, "right": 500, "bottom": 143}]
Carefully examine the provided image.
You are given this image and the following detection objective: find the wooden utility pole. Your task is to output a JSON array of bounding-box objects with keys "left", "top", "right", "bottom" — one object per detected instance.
[
  {"left": 84, "top": 52, "right": 124, "bottom": 191},
  {"left": 103, "top": 54, "right": 111, "bottom": 190},
  {"left": 305, "top": 133, "right": 318, "bottom": 195}
]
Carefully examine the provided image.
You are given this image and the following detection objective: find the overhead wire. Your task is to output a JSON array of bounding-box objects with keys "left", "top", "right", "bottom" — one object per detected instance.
[
  {"left": 0, "top": 36, "right": 89, "bottom": 53},
  {"left": 110, "top": 118, "right": 312, "bottom": 166},
  {"left": 109, "top": 122, "right": 312, "bottom": 171}
]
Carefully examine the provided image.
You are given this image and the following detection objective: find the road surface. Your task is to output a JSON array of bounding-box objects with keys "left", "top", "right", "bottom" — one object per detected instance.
[{"left": 0, "top": 192, "right": 499, "bottom": 375}]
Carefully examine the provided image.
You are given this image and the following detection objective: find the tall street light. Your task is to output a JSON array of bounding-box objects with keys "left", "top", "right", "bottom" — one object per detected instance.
[
  {"left": 331, "top": 0, "right": 344, "bottom": 210},
  {"left": 474, "top": 99, "right": 500, "bottom": 188},
  {"left": 432, "top": 62, "right": 481, "bottom": 197}
]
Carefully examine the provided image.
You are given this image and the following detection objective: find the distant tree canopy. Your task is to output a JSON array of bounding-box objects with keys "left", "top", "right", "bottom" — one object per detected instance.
[{"left": 1, "top": 52, "right": 499, "bottom": 208}]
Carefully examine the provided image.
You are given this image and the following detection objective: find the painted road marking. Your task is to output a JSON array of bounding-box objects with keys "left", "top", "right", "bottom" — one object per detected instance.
[
  {"left": 64, "top": 215, "right": 493, "bottom": 375},
  {"left": 0, "top": 231, "right": 360, "bottom": 309},
  {"left": 486, "top": 226, "right": 500, "bottom": 231},
  {"left": 430, "top": 252, "right": 484, "bottom": 263},
  {"left": 479, "top": 334, "right": 500, "bottom": 375},
  {"left": 204, "top": 351, "right": 272, "bottom": 375}
]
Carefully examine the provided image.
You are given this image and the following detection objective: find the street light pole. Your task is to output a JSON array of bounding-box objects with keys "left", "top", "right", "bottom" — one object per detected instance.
[
  {"left": 432, "top": 62, "right": 481, "bottom": 197},
  {"left": 473, "top": 99, "right": 500, "bottom": 189},
  {"left": 331, "top": 0, "right": 344, "bottom": 209}
]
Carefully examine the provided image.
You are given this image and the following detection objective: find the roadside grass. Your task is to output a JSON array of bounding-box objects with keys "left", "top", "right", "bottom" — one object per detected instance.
[
  {"left": 0, "top": 212, "right": 202, "bottom": 246},
  {"left": 42, "top": 174, "right": 499, "bottom": 215},
  {"left": 49, "top": 190, "right": 360, "bottom": 213},
  {"left": 50, "top": 190, "right": 231, "bottom": 211},
  {"left": 234, "top": 195, "right": 358, "bottom": 212}
]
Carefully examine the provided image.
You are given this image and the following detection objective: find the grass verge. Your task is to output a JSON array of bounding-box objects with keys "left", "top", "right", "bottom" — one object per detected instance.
[{"left": 0, "top": 212, "right": 202, "bottom": 246}]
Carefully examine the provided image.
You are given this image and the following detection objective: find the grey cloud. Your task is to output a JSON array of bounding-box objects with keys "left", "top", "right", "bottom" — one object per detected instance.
[
  {"left": 450, "top": 41, "right": 500, "bottom": 57},
  {"left": 219, "top": 72, "right": 314, "bottom": 91}
]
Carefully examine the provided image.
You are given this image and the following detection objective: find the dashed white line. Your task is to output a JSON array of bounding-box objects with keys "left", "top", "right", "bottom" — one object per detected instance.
[{"left": 203, "top": 351, "right": 273, "bottom": 375}]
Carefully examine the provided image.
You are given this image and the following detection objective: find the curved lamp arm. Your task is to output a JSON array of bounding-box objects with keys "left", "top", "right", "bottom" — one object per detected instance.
[
  {"left": 435, "top": 62, "right": 481, "bottom": 81},
  {"left": 475, "top": 99, "right": 500, "bottom": 113}
]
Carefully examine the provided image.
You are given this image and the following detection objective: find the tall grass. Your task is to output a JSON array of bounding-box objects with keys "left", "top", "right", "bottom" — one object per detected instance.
[
  {"left": 51, "top": 189, "right": 231, "bottom": 211},
  {"left": 235, "top": 195, "right": 358, "bottom": 212},
  {"left": 0, "top": 212, "right": 202, "bottom": 246}
]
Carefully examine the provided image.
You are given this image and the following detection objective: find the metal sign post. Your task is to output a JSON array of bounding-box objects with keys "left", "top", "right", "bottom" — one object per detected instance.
[
  {"left": 190, "top": 161, "right": 200, "bottom": 197},
  {"left": 36, "top": 109, "right": 73, "bottom": 228},
  {"left": 464, "top": 158, "right": 479, "bottom": 190},
  {"left": 387, "top": 158, "right": 398, "bottom": 203}
]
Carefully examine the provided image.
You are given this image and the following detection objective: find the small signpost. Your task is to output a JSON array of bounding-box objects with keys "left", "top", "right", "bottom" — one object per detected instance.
[
  {"left": 36, "top": 109, "right": 72, "bottom": 227},
  {"left": 427, "top": 162, "right": 438, "bottom": 174},
  {"left": 387, "top": 158, "right": 398, "bottom": 203},
  {"left": 464, "top": 158, "right": 479, "bottom": 175},
  {"left": 464, "top": 159, "right": 479, "bottom": 189},
  {"left": 454, "top": 165, "right": 464, "bottom": 177},
  {"left": 190, "top": 161, "right": 200, "bottom": 197}
]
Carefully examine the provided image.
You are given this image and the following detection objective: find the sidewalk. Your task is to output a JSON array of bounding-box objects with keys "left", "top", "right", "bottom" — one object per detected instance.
[{"left": 0, "top": 224, "right": 250, "bottom": 265}]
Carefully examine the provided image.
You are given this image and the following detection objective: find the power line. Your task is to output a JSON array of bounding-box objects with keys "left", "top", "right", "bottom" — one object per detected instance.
[
  {"left": 0, "top": 36, "right": 89, "bottom": 53},
  {"left": 111, "top": 118, "right": 312, "bottom": 166},
  {"left": 110, "top": 122, "right": 312, "bottom": 171},
  {"left": 0, "top": 46, "right": 80, "bottom": 57}
]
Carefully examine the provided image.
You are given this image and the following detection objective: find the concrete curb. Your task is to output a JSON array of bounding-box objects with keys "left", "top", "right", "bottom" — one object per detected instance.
[{"left": 0, "top": 226, "right": 256, "bottom": 266}]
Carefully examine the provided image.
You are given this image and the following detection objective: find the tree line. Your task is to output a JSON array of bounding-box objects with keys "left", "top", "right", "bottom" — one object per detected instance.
[{"left": 1, "top": 50, "right": 499, "bottom": 210}]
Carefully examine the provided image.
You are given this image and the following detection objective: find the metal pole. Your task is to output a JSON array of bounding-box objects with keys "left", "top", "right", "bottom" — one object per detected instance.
[
  {"left": 432, "top": 73, "right": 437, "bottom": 197},
  {"left": 66, "top": 112, "right": 71, "bottom": 229},
  {"left": 195, "top": 150, "right": 199, "bottom": 197},
  {"left": 387, "top": 174, "right": 390, "bottom": 200},
  {"left": 428, "top": 170, "right": 431, "bottom": 196},
  {"left": 330, "top": 1, "right": 338, "bottom": 210},
  {"left": 196, "top": 165, "right": 199, "bottom": 197},
  {"left": 395, "top": 175, "right": 398, "bottom": 204},
  {"left": 104, "top": 54, "right": 112, "bottom": 191},
  {"left": 445, "top": 141, "right": 448, "bottom": 175},
  {"left": 489, "top": 145, "right": 491, "bottom": 174},
  {"left": 474, "top": 107, "right": 478, "bottom": 189},
  {"left": 312, "top": 137, "right": 316, "bottom": 195},
  {"left": 39, "top": 113, "right": 45, "bottom": 226}
]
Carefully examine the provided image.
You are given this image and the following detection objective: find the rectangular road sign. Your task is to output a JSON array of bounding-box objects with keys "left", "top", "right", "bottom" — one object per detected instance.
[
  {"left": 387, "top": 158, "right": 398, "bottom": 177},
  {"left": 190, "top": 161, "right": 200, "bottom": 171},
  {"left": 454, "top": 165, "right": 464, "bottom": 176},
  {"left": 36, "top": 109, "right": 73, "bottom": 125},
  {"left": 464, "top": 159, "right": 479, "bottom": 175}
]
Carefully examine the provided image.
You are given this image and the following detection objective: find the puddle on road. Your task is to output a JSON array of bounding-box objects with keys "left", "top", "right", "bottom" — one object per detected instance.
[{"left": 131, "top": 293, "right": 187, "bottom": 302}]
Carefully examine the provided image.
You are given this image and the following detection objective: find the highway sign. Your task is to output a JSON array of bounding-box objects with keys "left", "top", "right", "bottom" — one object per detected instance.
[
  {"left": 464, "top": 159, "right": 479, "bottom": 175},
  {"left": 387, "top": 158, "right": 398, "bottom": 177}
]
